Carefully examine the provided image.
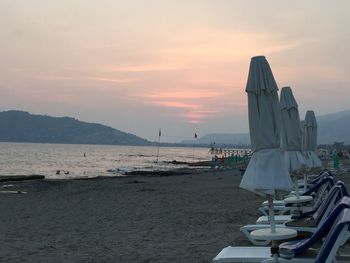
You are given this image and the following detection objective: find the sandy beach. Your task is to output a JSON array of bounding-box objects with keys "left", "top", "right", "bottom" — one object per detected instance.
[{"left": 0, "top": 169, "right": 349, "bottom": 263}]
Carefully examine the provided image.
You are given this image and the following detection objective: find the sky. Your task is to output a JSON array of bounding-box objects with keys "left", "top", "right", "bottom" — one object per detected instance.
[{"left": 1, "top": 0, "right": 350, "bottom": 142}]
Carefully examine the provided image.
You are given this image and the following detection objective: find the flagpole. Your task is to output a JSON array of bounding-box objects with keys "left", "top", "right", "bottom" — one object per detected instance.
[
  {"left": 156, "top": 128, "right": 161, "bottom": 163},
  {"left": 193, "top": 132, "right": 197, "bottom": 161}
]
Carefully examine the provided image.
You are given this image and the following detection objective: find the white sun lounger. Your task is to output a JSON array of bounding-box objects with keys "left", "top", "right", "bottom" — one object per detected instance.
[
  {"left": 257, "top": 176, "right": 336, "bottom": 224},
  {"left": 258, "top": 175, "right": 334, "bottom": 218},
  {"left": 241, "top": 184, "right": 348, "bottom": 245},
  {"left": 213, "top": 207, "right": 350, "bottom": 263},
  {"left": 213, "top": 246, "right": 270, "bottom": 262}
]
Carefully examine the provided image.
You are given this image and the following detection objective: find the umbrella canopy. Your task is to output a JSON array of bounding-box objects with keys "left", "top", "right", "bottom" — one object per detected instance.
[
  {"left": 302, "top": 110, "right": 322, "bottom": 168},
  {"left": 280, "top": 87, "right": 306, "bottom": 172},
  {"left": 240, "top": 56, "right": 292, "bottom": 196}
]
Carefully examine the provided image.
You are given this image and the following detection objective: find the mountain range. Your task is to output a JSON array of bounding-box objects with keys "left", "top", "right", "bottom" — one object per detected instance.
[
  {"left": 0, "top": 110, "right": 151, "bottom": 146},
  {"left": 317, "top": 109, "right": 350, "bottom": 144},
  {"left": 182, "top": 109, "right": 350, "bottom": 145},
  {"left": 1, "top": 109, "right": 350, "bottom": 146}
]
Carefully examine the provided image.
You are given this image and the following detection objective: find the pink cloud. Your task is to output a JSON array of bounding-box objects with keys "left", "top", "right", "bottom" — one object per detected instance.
[
  {"left": 133, "top": 89, "right": 226, "bottom": 123},
  {"left": 152, "top": 101, "right": 200, "bottom": 109},
  {"left": 141, "top": 89, "right": 224, "bottom": 99},
  {"left": 178, "top": 111, "right": 218, "bottom": 124}
]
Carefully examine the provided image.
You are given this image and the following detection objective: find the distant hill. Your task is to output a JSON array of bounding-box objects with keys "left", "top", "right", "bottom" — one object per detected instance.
[
  {"left": 0, "top": 110, "right": 151, "bottom": 146},
  {"left": 317, "top": 109, "right": 350, "bottom": 122},
  {"left": 183, "top": 109, "right": 350, "bottom": 146},
  {"left": 317, "top": 109, "right": 350, "bottom": 144},
  {"left": 2, "top": 109, "right": 350, "bottom": 146}
]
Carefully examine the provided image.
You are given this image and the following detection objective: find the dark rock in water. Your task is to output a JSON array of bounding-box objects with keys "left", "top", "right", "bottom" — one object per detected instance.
[
  {"left": 188, "top": 161, "right": 212, "bottom": 166},
  {"left": 0, "top": 175, "right": 45, "bottom": 182},
  {"left": 168, "top": 160, "right": 189, "bottom": 165},
  {"left": 168, "top": 160, "right": 212, "bottom": 167}
]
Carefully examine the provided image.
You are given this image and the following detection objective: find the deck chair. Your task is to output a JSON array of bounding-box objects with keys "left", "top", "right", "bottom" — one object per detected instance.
[
  {"left": 212, "top": 204, "right": 350, "bottom": 263},
  {"left": 259, "top": 170, "right": 333, "bottom": 214},
  {"left": 259, "top": 174, "right": 334, "bottom": 217},
  {"left": 263, "top": 209, "right": 350, "bottom": 263},
  {"left": 241, "top": 185, "right": 348, "bottom": 245},
  {"left": 290, "top": 170, "right": 334, "bottom": 200},
  {"left": 306, "top": 169, "right": 333, "bottom": 185},
  {"left": 257, "top": 176, "right": 335, "bottom": 223}
]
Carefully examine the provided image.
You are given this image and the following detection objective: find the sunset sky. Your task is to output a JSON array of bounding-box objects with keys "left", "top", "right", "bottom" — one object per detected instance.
[{"left": 1, "top": 1, "right": 350, "bottom": 142}]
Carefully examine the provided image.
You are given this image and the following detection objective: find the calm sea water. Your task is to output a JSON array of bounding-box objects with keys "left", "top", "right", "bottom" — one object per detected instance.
[{"left": 0, "top": 142, "right": 211, "bottom": 179}]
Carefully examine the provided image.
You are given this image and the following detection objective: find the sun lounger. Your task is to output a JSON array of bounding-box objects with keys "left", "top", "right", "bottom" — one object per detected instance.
[
  {"left": 213, "top": 247, "right": 271, "bottom": 262},
  {"left": 307, "top": 169, "right": 333, "bottom": 185},
  {"left": 259, "top": 170, "right": 332, "bottom": 212},
  {"left": 296, "top": 169, "right": 332, "bottom": 190},
  {"left": 263, "top": 209, "right": 350, "bottom": 263},
  {"left": 257, "top": 176, "right": 335, "bottom": 223},
  {"left": 213, "top": 205, "right": 350, "bottom": 263},
  {"left": 241, "top": 184, "right": 348, "bottom": 245},
  {"left": 259, "top": 174, "right": 334, "bottom": 217}
]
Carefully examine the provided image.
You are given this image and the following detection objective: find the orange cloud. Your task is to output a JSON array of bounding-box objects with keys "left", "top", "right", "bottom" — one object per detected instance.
[
  {"left": 152, "top": 101, "right": 200, "bottom": 109},
  {"left": 133, "top": 88, "right": 225, "bottom": 123},
  {"left": 178, "top": 110, "right": 218, "bottom": 124},
  {"left": 149, "top": 101, "right": 216, "bottom": 123},
  {"left": 142, "top": 89, "right": 223, "bottom": 100}
]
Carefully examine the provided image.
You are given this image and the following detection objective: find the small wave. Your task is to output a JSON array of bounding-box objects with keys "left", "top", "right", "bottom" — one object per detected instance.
[{"left": 107, "top": 167, "right": 130, "bottom": 174}]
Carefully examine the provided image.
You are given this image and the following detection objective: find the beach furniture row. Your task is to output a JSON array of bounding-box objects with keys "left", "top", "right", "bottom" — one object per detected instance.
[{"left": 213, "top": 169, "right": 350, "bottom": 262}]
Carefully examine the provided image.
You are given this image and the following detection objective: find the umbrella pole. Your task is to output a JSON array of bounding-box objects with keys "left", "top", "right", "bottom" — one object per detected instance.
[
  {"left": 268, "top": 195, "right": 279, "bottom": 262},
  {"left": 268, "top": 195, "right": 276, "bottom": 233},
  {"left": 294, "top": 176, "right": 300, "bottom": 199}
]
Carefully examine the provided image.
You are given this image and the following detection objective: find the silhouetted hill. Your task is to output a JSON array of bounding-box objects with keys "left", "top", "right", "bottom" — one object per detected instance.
[
  {"left": 317, "top": 109, "right": 350, "bottom": 144},
  {"left": 182, "top": 109, "right": 350, "bottom": 146},
  {"left": 0, "top": 111, "right": 151, "bottom": 146}
]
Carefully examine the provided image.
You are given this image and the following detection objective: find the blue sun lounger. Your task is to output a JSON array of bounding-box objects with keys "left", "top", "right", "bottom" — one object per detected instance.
[
  {"left": 257, "top": 176, "right": 335, "bottom": 224},
  {"left": 241, "top": 183, "right": 348, "bottom": 245},
  {"left": 213, "top": 198, "right": 350, "bottom": 263}
]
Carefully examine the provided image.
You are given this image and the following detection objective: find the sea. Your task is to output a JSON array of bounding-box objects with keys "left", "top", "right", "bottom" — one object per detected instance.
[{"left": 0, "top": 142, "right": 213, "bottom": 179}]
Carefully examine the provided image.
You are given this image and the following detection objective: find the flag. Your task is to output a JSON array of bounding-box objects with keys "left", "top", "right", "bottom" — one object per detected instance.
[
  {"left": 159, "top": 128, "right": 161, "bottom": 137},
  {"left": 194, "top": 132, "right": 197, "bottom": 139}
]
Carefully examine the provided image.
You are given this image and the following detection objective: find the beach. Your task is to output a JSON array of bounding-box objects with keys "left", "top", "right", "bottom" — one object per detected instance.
[{"left": 0, "top": 169, "right": 349, "bottom": 263}]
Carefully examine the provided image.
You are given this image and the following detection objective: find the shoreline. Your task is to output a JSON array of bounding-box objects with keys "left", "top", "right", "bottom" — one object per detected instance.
[{"left": 0, "top": 165, "right": 243, "bottom": 182}]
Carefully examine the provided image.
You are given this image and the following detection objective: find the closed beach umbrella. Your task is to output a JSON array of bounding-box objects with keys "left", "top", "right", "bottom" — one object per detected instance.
[
  {"left": 302, "top": 110, "right": 322, "bottom": 168},
  {"left": 280, "top": 87, "right": 306, "bottom": 172},
  {"left": 239, "top": 56, "right": 295, "bottom": 263},
  {"left": 240, "top": 57, "right": 294, "bottom": 262},
  {"left": 240, "top": 56, "right": 293, "bottom": 196}
]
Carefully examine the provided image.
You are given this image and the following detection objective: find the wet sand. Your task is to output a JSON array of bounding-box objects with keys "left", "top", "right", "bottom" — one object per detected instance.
[{"left": 0, "top": 170, "right": 349, "bottom": 262}]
